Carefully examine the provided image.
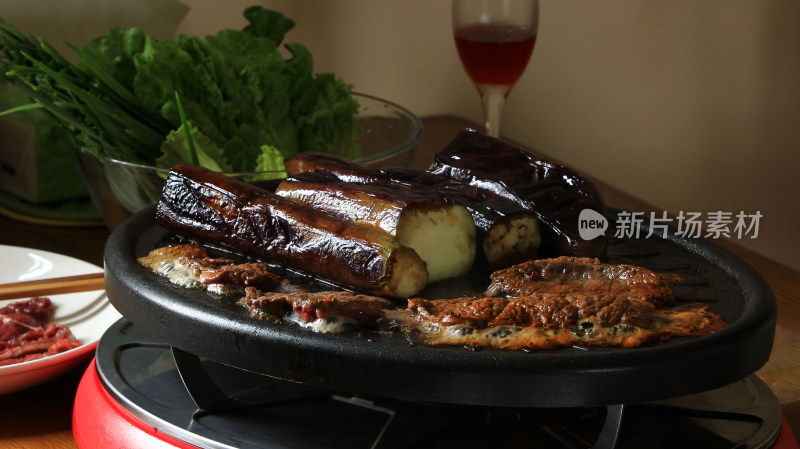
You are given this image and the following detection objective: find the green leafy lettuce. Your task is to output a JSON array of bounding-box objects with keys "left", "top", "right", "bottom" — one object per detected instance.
[{"left": 0, "top": 6, "right": 362, "bottom": 174}]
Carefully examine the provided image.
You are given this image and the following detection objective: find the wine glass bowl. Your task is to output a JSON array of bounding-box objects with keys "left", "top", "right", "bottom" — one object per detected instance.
[{"left": 453, "top": 0, "right": 539, "bottom": 138}]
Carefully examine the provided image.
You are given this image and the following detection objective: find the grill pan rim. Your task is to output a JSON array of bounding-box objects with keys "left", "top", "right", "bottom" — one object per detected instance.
[{"left": 102, "top": 206, "right": 776, "bottom": 407}]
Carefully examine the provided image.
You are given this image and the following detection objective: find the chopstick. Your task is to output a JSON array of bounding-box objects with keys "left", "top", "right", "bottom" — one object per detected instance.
[{"left": 0, "top": 272, "right": 105, "bottom": 301}]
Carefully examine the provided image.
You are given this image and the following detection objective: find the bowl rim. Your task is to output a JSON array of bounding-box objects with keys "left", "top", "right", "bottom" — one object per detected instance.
[
  {"left": 85, "top": 92, "right": 422, "bottom": 173},
  {"left": 348, "top": 91, "right": 423, "bottom": 165}
]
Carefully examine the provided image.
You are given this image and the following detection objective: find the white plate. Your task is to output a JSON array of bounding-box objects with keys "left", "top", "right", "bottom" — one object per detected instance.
[{"left": 0, "top": 244, "right": 122, "bottom": 394}]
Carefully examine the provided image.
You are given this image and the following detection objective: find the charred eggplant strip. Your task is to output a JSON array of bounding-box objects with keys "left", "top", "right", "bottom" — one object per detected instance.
[
  {"left": 156, "top": 165, "right": 428, "bottom": 298},
  {"left": 276, "top": 171, "right": 476, "bottom": 282},
  {"left": 428, "top": 129, "right": 608, "bottom": 258},
  {"left": 285, "top": 153, "right": 541, "bottom": 268}
]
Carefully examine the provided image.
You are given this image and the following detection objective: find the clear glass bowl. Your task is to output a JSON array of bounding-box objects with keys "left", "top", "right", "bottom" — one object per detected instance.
[{"left": 74, "top": 93, "right": 422, "bottom": 229}]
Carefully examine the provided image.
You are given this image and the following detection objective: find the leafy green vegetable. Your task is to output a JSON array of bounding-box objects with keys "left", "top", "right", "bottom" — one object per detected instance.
[
  {"left": 0, "top": 6, "right": 363, "bottom": 174},
  {"left": 157, "top": 124, "right": 231, "bottom": 172},
  {"left": 0, "top": 20, "right": 170, "bottom": 162},
  {"left": 242, "top": 5, "right": 296, "bottom": 45},
  {"left": 173, "top": 91, "right": 199, "bottom": 165},
  {"left": 255, "top": 145, "right": 288, "bottom": 177},
  {"left": 298, "top": 72, "right": 363, "bottom": 161}
]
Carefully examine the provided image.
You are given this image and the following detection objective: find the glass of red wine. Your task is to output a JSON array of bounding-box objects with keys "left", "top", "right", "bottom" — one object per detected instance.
[{"left": 453, "top": 0, "right": 539, "bottom": 138}]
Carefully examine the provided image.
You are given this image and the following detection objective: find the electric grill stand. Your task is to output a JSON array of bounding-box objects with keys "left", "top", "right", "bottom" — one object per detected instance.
[
  {"left": 86, "top": 319, "right": 785, "bottom": 449},
  {"left": 172, "top": 344, "right": 627, "bottom": 449},
  {"left": 168, "top": 346, "right": 780, "bottom": 449}
]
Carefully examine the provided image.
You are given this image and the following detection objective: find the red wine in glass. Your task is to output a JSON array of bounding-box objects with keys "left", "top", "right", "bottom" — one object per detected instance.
[
  {"left": 454, "top": 23, "right": 536, "bottom": 88},
  {"left": 452, "top": 0, "right": 539, "bottom": 138}
]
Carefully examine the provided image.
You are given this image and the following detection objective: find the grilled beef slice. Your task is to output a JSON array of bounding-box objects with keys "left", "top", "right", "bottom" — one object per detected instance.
[
  {"left": 138, "top": 244, "right": 283, "bottom": 293},
  {"left": 486, "top": 256, "right": 675, "bottom": 307},
  {"left": 405, "top": 257, "right": 678, "bottom": 331},
  {"left": 241, "top": 287, "right": 387, "bottom": 331}
]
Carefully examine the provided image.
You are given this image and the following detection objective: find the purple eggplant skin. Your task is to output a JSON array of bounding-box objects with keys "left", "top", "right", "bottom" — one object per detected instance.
[
  {"left": 285, "top": 153, "right": 541, "bottom": 267},
  {"left": 285, "top": 152, "right": 529, "bottom": 231},
  {"left": 155, "top": 164, "right": 428, "bottom": 298},
  {"left": 429, "top": 129, "right": 608, "bottom": 258},
  {"left": 276, "top": 170, "right": 478, "bottom": 282},
  {"left": 285, "top": 152, "right": 385, "bottom": 184},
  {"left": 276, "top": 170, "right": 456, "bottom": 236}
]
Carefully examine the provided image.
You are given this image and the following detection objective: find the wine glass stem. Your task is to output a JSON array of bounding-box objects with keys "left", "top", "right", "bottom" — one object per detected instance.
[{"left": 481, "top": 86, "right": 508, "bottom": 138}]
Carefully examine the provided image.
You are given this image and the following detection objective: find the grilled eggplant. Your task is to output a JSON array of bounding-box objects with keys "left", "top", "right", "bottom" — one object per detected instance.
[
  {"left": 285, "top": 153, "right": 541, "bottom": 268},
  {"left": 429, "top": 129, "right": 608, "bottom": 258},
  {"left": 156, "top": 165, "right": 428, "bottom": 298},
  {"left": 276, "top": 171, "right": 476, "bottom": 282}
]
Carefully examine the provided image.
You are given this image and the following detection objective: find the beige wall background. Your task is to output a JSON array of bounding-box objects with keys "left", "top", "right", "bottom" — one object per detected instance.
[{"left": 3, "top": 0, "right": 799, "bottom": 271}]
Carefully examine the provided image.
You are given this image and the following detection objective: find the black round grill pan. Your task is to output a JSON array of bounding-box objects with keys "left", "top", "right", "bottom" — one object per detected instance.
[{"left": 103, "top": 206, "right": 776, "bottom": 408}]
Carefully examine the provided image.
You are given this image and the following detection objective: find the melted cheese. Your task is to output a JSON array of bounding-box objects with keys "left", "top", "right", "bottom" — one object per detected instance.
[{"left": 285, "top": 313, "right": 360, "bottom": 333}]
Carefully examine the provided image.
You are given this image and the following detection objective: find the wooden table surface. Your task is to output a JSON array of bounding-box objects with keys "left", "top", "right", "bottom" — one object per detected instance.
[{"left": 0, "top": 115, "right": 797, "bottom": 448}]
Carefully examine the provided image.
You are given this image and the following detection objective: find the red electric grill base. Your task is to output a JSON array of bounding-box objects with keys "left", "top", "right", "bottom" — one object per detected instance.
[{"left": 73, "top": 319, "right": 799, "bottom": 449}]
